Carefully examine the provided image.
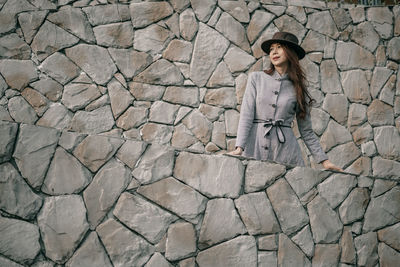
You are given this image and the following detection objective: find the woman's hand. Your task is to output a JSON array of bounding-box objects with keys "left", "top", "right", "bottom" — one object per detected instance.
[
  {"left": 227, "top": 147, "right": 243, "bottom": 156},
  {"left": 322, "top": 160, "right": 343, "bottom": 172}
]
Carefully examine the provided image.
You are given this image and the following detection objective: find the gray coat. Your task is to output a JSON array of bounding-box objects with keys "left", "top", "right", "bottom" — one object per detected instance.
[{"left": 236, "top": 71, "right": 328, "bottom": 166}]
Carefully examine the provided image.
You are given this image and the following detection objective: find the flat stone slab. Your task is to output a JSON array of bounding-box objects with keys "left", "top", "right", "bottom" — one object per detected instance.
[
  {"left": 245, "top": 161, "right": 286, "bottom": 193},
  {"left": 278, "top": 233, "right": 311, "bottom": 267},
  {"left": 165, "top": 222, "right": 196, "bottom": 261},
  {"left": 174, "top": 152, "right": 244, "bottom": 198}
]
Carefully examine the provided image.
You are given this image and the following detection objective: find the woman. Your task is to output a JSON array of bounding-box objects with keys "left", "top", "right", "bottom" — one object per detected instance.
[{"left": 229, "top": 32, "right": 342, "bottom": 172}]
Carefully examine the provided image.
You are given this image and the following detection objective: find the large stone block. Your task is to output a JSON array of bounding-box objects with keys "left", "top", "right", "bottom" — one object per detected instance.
[
  {"left": 341, "top": 69, "right": 371, "bottom": 104},
  {"left": 335, "top": 41, "right": 375, "bottom": 71},
  {"left": 8, "top": 96, "right": 38, "bottom": 124},
  {"left": 306, "top": 10, "right": 339, "bottom": 39},
  {"left": 245, "top": 160, "right": 286, "bottom": 193},
  {"left": 62, "top": 83, "right": 101, "bottom": 112},
  {"left": 354, "top": 232, "right": 379, "bottom": 267},
  {"left": 378, "top": 242, "right": 400, "bottom": 267},
  {"left": 312, "top": 244, "right": 340, "bottom": 267},
  {"left": 372, "top": 157, "right": 400, "bottom": 179},
  {"left": 320, "top": 120, "right": 352, "bottom": 152},
  {"left": 292, "top": 225, "right": 314, "bottom": 258},
  {"left": 285, "top": 166, "right": 329, "bottom": 199},
  {"left": 0, "top": 59, "right": 37, "bottom": 90},
  {"left": 130, "top": 2, "right": 173, "bottom": 28},
  {"left": 204, "top": 87, "right": 237, "bottom": 108},
  {"left": 277, "top": 233, "right": 311, "bottom": 267},
  {"left": 93, "top": 22, "right": 134, "bottom": 48},
  {"left": 174, "top": 152, "right": 244, "bottom": 198},
  {"left": 318, "top": 173, "right": 357, "bottom": 209},
  {"left": 134, "top": 24, "right": 174, "bottom": 55},
  {"left": 190, "top": 0, "right": 216, "bottom": 22},
  {"left": 82, "top": 4, "right": 131, "bottom": 26},
  {"left": 38, "top": 195, "right": 89, "bottom": 263},
  {"left": 374, "top": 126, "right": 400, "bottom": 160},
  {"left": 134, "top": 59, "right": 184, "bottom": 86},
  {"left": 0, "top": 33, "right": 31, "bottom": 60},
  {"left": 367, "top": 99, "right": 394, "bottom": 126},
  {"left": 182, "top": 109, "right": 212, "bottom": 143},
  {"left": 69, "top": 105, "right": 115, "bottom": 134},
  {"left": 247, "top": 10, "right": 274, "bottom": 44},
  {"left": 0, "top": 120, "right": 17, "bottom": 163},
  {"left": 165, "top": 222, "right": 196, "bottom": 261},
  {"left": 339, "top": 188, "right": 369, "bottom": 224},
  {"left": 377, "top": 222, "right": 400, "bottom": 251},
  {"left": 17, "top": 10, "right": 48, "bottom": 44},
  {"left": 179, "top": 8, "right": 198, "bottom": 41}
]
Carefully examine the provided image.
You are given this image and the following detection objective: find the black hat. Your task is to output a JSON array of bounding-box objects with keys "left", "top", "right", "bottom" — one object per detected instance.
[{"left": 261, "top": 31, "right": 306, "bottom": 60}]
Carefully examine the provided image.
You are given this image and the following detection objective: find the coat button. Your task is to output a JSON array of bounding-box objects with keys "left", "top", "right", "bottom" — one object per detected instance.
[
  {"left": 271, "top": 104, "right": 276, "bottom": 108},
  {"left": 274, "top": 91, "right": 279, "bottom": 95},
  {"left": 264, "top": 146, "right": 268, "bottom": 150}
]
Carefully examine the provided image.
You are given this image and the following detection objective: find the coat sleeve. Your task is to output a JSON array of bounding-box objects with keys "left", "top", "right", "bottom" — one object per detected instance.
[
  {"left": 236, "top": 72, "right": 257, "bottom": 149},
  {"left": 296, "top": 110, "right": 328, "bottom": 163}
]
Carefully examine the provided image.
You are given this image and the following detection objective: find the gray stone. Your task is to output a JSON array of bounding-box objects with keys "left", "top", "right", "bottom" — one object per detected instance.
[
  {"left": 115, "top": 140, "right": 146, "bottom": 169},
  {"left": 378, "top": 223, "right": 400, "bottom": 251},
  {"left": 372, "top": 157, "right": 400, "bottom": 179},
  {"left": 308, "top": 195, "right": 343, "bottom": 243},
  {"left": 326, "top": 142, "right": 361, "bottom": 169},
  {"left": 0, "top": 217, "right": 40, "bottom": 265},
  {"left": 388, "top": 37, "right": 400, "bottom": 61},
  {"left": 199, "top": 103, "right": 224, "bottom": 122},
  {"left": 204, "top": 87, "right": 236, "bottom": 108},
  {"left": 292, "top": 225, "right": 314, "bottom": 258},
  {"left": 174, "top": 152, "right": 244, "bottom": 198},
  {"left": 134, "top": 24, "right": 174, "bottom": 55},
  {"left": 38, "top": 195, "right": 89, "bottom": 263},
  {"left": 0, "top": 33, "right": 30, "bottom": 60},
  {"left": 207, "top": 61, "right": 235, "bottom": 87},
  {"left": 109, "top": 49, "right": 152, "bottom": 80},
  {"left": 363, "top": 187, "right": 400, "bottom": 232},
  {"left": 134, "top": 59, "right": 184, "bottom": 86},
  {"left": 82, "top": 4, "right": 131, "bottom": 26},
  {"left": 37, "top": 103, "right": 73, "bottom": 130},
  {"left": 196, "top": 235, "right": 257, "bottom": 267},
  {"left": 129, "top": 82, "right": 165, "bottom": 101},
  {"left": 163, "top": 86, "right": 199, "bottom": 107},
  {"left": 171, "top": 124, "right": 197, "bottom": 149},
  {"left": 116, "top": 106, "right": 147, "bottom": 130},
  {"left": 322, "top": 94, "right": 348, "bottom": 125},
  {"left": 266, "top": 179, "right": 309, "bottom": 235},
  {"left": 216, "top": 12, "right": 250, "bottom": 52},
  {"left": 340, "top": 227, "right": 356, "bottom": 264},
  {"left": 73, "top": 134, "right": 123, "bottom": 172},
  {"left": 378, "top": 242, "right": 400, "bottom": 267},
  {"left": 285, "top": 166, "right": 329, "bottom": 199},
  {"left": 0, "top": 162, "right": 42, "bottom": 220},
  {"left": 354, "top": 232, "right": 379, "bottom": 267},
  {"left": 258, "top": 251, "right": 277, "bottom": 267},
  {"left": 301, "top": 57, "right": 319, "bottom": 84},
  {"left": 0, "top": 121, "right": 17, "bottom": 163},
  {"left": 371, "top": 67, "right": 393, "bottom": 99},
  {"left": 312, "top": 244, "right": 340, "bottom": 267},
  {"left": 97, "top": 219, "right": 154, "bottom": 267},
  {"left": 210, "top": 121, "right": 225, "bottom": 149},
  {"left": 346, "top": 156, "right": 371, "bottom": 176},
  {"left": 310, "top": 108, "right": 330, "bottom": 135},
  {"left": 218, "top": 0, "right": 249, "bottom": 23},
  {"left": 339, "top": 188, "right": 369, "bottom": 224},
  {"left": 286, "top": 5, "right": 306, "bottom": 23},
  {"left": 130, "top": 2, "right": 173, "bottom": 28},
  {"left": 62, "top": 83, "right": 101, "bottom": 111},
  {"left": 247, "top": 10, "right": 274, "bottom": 44},
  {"left": 235, "top": 192, "right": 280, "bottom": 235},
  {"left": 141, "top": 123, "right": 173, "bottom": 145},
  {"left": 301, "top": 30, "right": 326, "bottom": 53},
  {"left": 66, "top": 44, "right": 117, "bottom": 85},
  {"left": 58, "top": 131, "right": 86, "bottom": 153},
  {"left": 318, "top": 173, "right": 357, "bottom": 209},
  {"left": 165, "top": 222, "right": 196, "bottom": 261},
  {"left": 274, "top": 14, "right": 307, "bottom": 43},
  {"left": 341, "top": 70, "right": 371, "bottom": 104},
  {"left": 190, "top": 0, "right": 216, "bottom": 22},
  {"left": 320, "top": 120, "right": 352, "bottom": 152},
  {"left": 114, "top": 192, "right": 177, "bottom": 244},
  {"left": 69, "top": 105, "right": 115, "bottom": 134},
  {"left": 224, "top": 45, "right": 256, "bottom": 73},
  {"left": 162, "top": 39, "right": 192, "bottom": 63},
  {"left": 306, "top": 10, "right": 339, "bottom": 39},
  {"left": 190, "top": 23, "right": 229, "bottom": 87},
  {"left": 8, "top": 96, "right": 38, "bottom": 124},
  {"left": 47, "top": 6, "right": 94, "bottom": 43},
  {"left": 361, "top": 141, "right": 377, "bottom": 157},
  {"left": 93, "top": 22, "right": 133, "bottom": 48},
  {"left": 18, "top": 11, "right": 48, "bottom": 44},
  {"left": 137, "top": 177, "right": 207, "bottom": 224},
  {"left": 257, "top": 235, "right": 278, "bottom": 251},
  {"left": 31, "top": 77, "right": 63, "bottom": 102},
  {"left": 351, "top": 22, "right": 379, "bottom": 53},
  {"left": 277, "top": 233, "right": 311, "bottom": 267},
  {"left": 379, "top": 74, "right": 396, "bottom": 106},
  {"left": 42, "top": 147, "right": 92, "bottom": 195},
  {"left": 66, "top": 232, "right": 112, "bottom": 267},
  {"left": 149, "top": 101, "right": 179, "bottom": 125},
  {"left": 132, "top": 143, "right": 175, "bottom": 185},
  {"left": 335, "top": 41, "right": 375, "bottom": 71},
  {"left": 251, "top": 23, "right": 278, "bottom": 59},
  {"left": 0, "top": 59, "right": 37, "bottom": 91},
  {"left": 13, "top": 124, "right": 59, "bottom": 188},
  {"left": 349, "top": 6, "right": 365, "bottom": 23},
  {"left": 332, "top": 8, "right": 352, "bottom": 31},
  {"left": 108, "top": 78, "right": 133, "bottom": 118},
  {"left": 374, "top": 126, "right": 400, "bottom": 160},
  {"left": 169, "top": 0, "right": 189, "bottom": 12},
  {"left": 21, "top": 87, "right": 48, "bottom": 116},
  {"left": 83, "top": 159, "right": 130, "bottom": 229},
  {"left": 320, "top": 59, "right": 342, "bottom": 94},
  {"left": 367, "top": 99, "right": 394, "bottom": 126},
  {"left": 145, "top": 253, "right": 173, "bottom": 267},
  {"left": 182, "top": 109, "right": 212, "bottom": 143},
  {"left": 179, "top": 8, "right": 198, "bottom": 41},
  {"left": 348, "top": 103, "right": 367, "bottom": 130},
  {"left": 372, "top": 179, "right": 397, "bottom": 198},
  {"left": 224, "top": 109, "right": 239, "bottom": 137},
  {"left": 31, "top": 21, "right": 79, "bottom": 61}
]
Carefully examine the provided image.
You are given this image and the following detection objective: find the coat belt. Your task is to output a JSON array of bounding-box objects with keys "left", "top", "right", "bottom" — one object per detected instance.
[{"left": 253, "top": 119, "right": 291, "bottom": 143}]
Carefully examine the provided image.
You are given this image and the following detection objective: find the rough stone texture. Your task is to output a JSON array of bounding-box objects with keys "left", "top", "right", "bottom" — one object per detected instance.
[
  {"left": 379, "top": 242, "right": 400, "bottom": 267},
  {"left": 340, "top": 227, "right": 356, "bottom": 264},
  {"left": 374, "top": 126, "right": 400, "bottom": 160},
  {"left": 318, "top": 173, "right": 357, "bottom": 208},
  {"left": 245, "top": 161, "right": 286, "bottom": 193},
  {"left": 114, "top": 192, "right": 177, "bottom": 244},
  {"left": 292, "top": 225, "right": 314, "bottom": 258},
  {"left": 341, "top": 69, "right": 371, "bottom": 104},
  {"left": 355, "top": 232, "right": 379, "bottom": 267},
  {"left": 196, "top": 236, "right": 257, "bottom": 267},
  {"left": 97, "top": 218, "right": 154, "bottom": 267},
  {"left": 308, "top": 195, "right": 343, "bottom": 244},
  {"left": 62, "top": 83, "right": 101, "bottom": 112},
  {"left": 69, "top": 105, "right": 115, "bottom": 134},
  {"left": 37, "top": 195, "right": 89, "bottom": 263},
  {"left": 165, "top": 222, "right": 196, "bottom": 261},
  {"left": 378, "top": 223, "right": 400, "bottom": 251},
  {"left": 339, "top": 188, "right": 369, "bottom": 225},
  {"left": 278, "top": 233, "right": 311, "bottom": 267},
  {"left": 312, "top": 244, "right": 340, "bottom": 267},
  {"left": 134, "top": 24, "right": 174, "bottom": 55},
  {"left": 83, "top": 159, "right": 130, "bottom": 229},
  {"left": 285, "top": 167, "right": 328, "bottom": 200},
  {"left": 335, "top": 41, "right": 375, "bottom": 71},
  {"left": 8, "top": 96, "right": 38, "bottom": 124},
  {"left": 0, "top": 121, "right": 17, "bottom": 163},
  {"left": 134, "top": 59, "right": 184, "bottom": 86},
  {"left": 174, "top": 152, "right": 244, "bottom": 198},
  {"left": 182, "top": 109, "right": 212, "bottom": 143},
  {"left": 130, "top": 2, "right": 173, "bottom": 28},
  {"left": 145, "top": 253, "right": 173, "bottom": 267},
  {"left": 267, "top": 179, "right": 309, "bottom": 235}
]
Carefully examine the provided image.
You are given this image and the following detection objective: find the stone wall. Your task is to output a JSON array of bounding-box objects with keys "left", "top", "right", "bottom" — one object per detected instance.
[
  {"left": 1, "top": 120, "right": 399, "bottom": 266},
  {"left": 0, "top": 0, "right": 399, "bottom": 175}
]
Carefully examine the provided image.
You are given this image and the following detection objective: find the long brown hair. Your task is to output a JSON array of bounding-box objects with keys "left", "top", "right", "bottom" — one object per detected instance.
[{"left": 264, "top": 43, "right": 313, "bottom": 119}]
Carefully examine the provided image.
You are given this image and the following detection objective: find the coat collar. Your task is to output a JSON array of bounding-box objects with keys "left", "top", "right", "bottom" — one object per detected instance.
[{"left": 271, "top": 70, "right": 288, "bottom": 81}]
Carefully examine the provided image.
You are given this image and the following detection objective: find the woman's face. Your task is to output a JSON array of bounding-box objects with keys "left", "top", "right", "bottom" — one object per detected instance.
[{"left": 269, "top": 43, "right": 288, "bottom": 68}]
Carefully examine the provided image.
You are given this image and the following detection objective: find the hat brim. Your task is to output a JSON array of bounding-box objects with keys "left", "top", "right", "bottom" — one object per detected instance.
[{"left": 261, "top": 39, "right": 306, "bottom": 60}]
